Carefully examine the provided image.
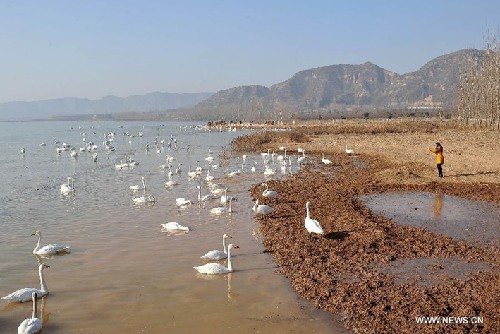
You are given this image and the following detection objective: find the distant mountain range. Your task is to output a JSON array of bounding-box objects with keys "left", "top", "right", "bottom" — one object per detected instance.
[
  {"left": 0, "top": 49, "right": 483, "bottom": 121},
  {"left": 178, "top": 49, "right": 483, "bottom": 120},
  {"left": 0, "top": 92, "right": 213, "bottom": 121}
]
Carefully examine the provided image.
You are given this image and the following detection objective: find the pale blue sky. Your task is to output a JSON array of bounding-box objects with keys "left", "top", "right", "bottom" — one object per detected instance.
[{"left": 0, "top": 0, "right": 498, "bottom": 103}]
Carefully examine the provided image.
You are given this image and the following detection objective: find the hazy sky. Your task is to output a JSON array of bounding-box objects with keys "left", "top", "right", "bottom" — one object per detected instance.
[{"left": 0, "top": 0, "right": 498, "bottom": 103}]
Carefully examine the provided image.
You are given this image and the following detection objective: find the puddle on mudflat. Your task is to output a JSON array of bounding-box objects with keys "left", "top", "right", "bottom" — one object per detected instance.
[
  {"left": 376, "top": 256, "right": 493, "bottom": 288},
  {"left": 361, "top": 192, "right": 500, "bottom": 247}
]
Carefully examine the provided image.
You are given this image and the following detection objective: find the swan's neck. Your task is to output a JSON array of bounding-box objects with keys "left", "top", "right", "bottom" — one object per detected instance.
[
  {"left": 198, "top": 188, "right": 202, "bottom": 200},
  {"left": 306, "top": 203, "right": 311, "bottom": 219},
  {"left": 227, "top": 247, "right": 233, "bottom": 271},
  {"left": 39, "top": 266, "right": 48, "bottom": 293},
  {"left": 223, "top": 237, "right": 228, "bottom": 253},
  {"left": 34, "top": 234, "right": 41, "bottom": 253},
  {"left": 32, "top": 294, "right": 38, "bottom": 319},
  {"left": 228, "top": 200, "right": 232, "bottom": 212}
]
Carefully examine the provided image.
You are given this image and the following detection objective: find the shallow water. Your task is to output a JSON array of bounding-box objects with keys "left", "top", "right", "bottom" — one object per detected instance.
[
  {"left": 0, "top": 121, "right": 347, "bottom": 333},
  {"left": 361, "top": 191, "right": 500, "bottom": 247}
]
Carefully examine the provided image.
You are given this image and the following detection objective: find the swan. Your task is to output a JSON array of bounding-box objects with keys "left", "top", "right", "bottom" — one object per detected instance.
[
  {"left": 161, "top": 222, "right": 189, "bottom": 231},
  {"left": 263, "top": 166, "right": 276, "bottom": 176},
  {"left": 220, "top": 188, "right": 236, "bottom": 203},
  {"left": 132, "top": 194, "right": 156, "bottom": 204},
  {"left": 17, "top": 292, "right": 43, "bottom": 334},
  {"left": 321, "top": 154, "right": 332, "bottom": 165},
  {"left": 205, "top": 169, "right": 215, "bottom": 182},
  {"left": 2, "top": 264, "right": 50, "bottom": 302},
  {"left": 297, "top": 151, "right": 306, "bottom": 164},
  {"left": 32, "top": 231, "right": 70, "bottom": 255},
  {"left": 305, "top": 201, "right": 324, "bottom": 235},
  {"left": 187, "top": 165, "right": 197, "bottom": 178},
  {"left": 194, "top": 244, "right": 239, "bottom": 274},
  {"left": 60, "top": 177, "right": 75, "bottom": 195},
  {"left": 129, "top": 177, "right": 146, "bottom": 191},
  {"left": 345, "top": 144, "right": 354, "bottom": 155},
  {"left": 176, "top": 197, "right": 192, "bottom": 206},
  {"left": 165, "top": 177, "right": 179, "bottom": 187},
  {"left": 200, "top": 233, "right": 232, "bottom": 260},
  {"left": 197, "top": 185, "right": 214, "bottom": 202},
  {"left": 210, "top": 199, "right": 232, "bottom": 214},
  {"left": 252, "top": 199, "right": 274, "bottom": 216},
  {"left": 262, "top": 183, "right": 278, "bottom": 198}
]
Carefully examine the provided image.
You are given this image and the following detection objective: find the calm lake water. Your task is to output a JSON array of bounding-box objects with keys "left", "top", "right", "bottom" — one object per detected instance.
[{"left": 0, "top": 121, "right": 346, "bottom": 333}]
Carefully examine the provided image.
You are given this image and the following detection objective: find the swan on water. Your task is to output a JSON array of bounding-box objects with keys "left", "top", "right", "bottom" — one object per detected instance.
[
  {"left": 129, "top": 177, "right": 146, "bottom": 191},
  {"left": 161, "top": 222, "right": 189, "bottom": 231},
  {"left": 176, "top": 197, "right": 192, "bottom": 206},
  {"left": 197, "top": 185, "right": 214, "bottom": 202},
  {"left": 205, "top": 169, "right": 215, "bottom": 182},
  {"left": 60, "top": 177, "right": 75, "bottom": 195},
  {"left": 32, "top": 231, "right": 70, "bottom": 255},
  {"left": 305, "top": 201, "right": 324, "bottom": 235},
  {"left": 132, "top": 194, "right": 156, "bottom": 204},
  {"left": 1, "top": 264, "right": 50, "bottom": 302},
  {"left": 220, "top": 188, "right": 236, "bottom": 203},
  {"left": 200, "top": 234, "right": 232, "bottom": 260},
  {"left": 194, "top": 244, "right": 239, "bottom": 274},
  {"left": 261, "top": 183, "right": 278, "bottom": 198},
  {"left": 210, "top": 198, "right": 232, "bottom": 214},
  {"left": 17, "top": 292, "right": 43, "bottom": 334},
  {"left": 252, "top": 199, "right": 274, "bottom": 216}
]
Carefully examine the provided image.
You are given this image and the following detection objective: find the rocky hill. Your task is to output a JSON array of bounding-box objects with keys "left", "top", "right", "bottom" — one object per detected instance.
[{"left": 181, "top": 49, "right": 483, "bottom": 120}]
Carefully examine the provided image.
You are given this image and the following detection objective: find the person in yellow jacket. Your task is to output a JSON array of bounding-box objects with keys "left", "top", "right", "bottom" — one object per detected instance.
[{"left": 430, "top": 142, "right": 444, "bottom": 177}]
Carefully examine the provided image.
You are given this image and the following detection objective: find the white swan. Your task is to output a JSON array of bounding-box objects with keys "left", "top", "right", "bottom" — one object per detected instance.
[
  {"left": 197, "top": 185, "right": 214, "bottom": 202},
  {"left": 253, "top": 199, "right": 274, "bottom": 216},
  {"left": 194, "top": 244, "right": 239, "bottom": 274},
  {"left": 321, "top": 154, "right": 332, "bottom": 165},
  {"left": 210, "top": 199, "right": 232, "bottom": 214},
  {"left": 129, "top": 177, "right": 146, "bottom": 191},
  {"left": 17, "top": 292, "right": 43, "bottom": 334},
  {"left": 161, "top": 222, "right": 189, "bottom": 231},
  {"left": 1, "top": 264, "right": 50, "bottom": 302},
  {"left": 205, "top": 169, "right": 215, "bottom": 182},
  {"left": 345, "top": 144, "right": 354, "bottom": 155},
  {"left": 305, "top": 201, "right": 324, "bottom": 235},
  {"left": 176, "top": 197, "right": 192, "bottom": 206},
  {"left": 132, "top": 194, "right": 156, "bottom": 204},
  {"left": 60, "top": 177, "right": 74, "bottom": 195},
  {"left": 200, "top": 234, "right": 232, "bottom": 260},
  {"left": 262, "top": 183, "right": 278, "bottom": 198},
  {"left": 165, "top": 176, "right": 179, "bottom": 187},
  {"left": 220, "top": 188, "right": 236, "bottom": 203},
  {"left": 32, "top": 231, "right": 70, "bottom": 255}
]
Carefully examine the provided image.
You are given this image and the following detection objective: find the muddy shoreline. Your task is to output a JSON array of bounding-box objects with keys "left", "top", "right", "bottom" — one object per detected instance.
[{"left": 235, "top": 121, "right": 499, "bottom": 333}]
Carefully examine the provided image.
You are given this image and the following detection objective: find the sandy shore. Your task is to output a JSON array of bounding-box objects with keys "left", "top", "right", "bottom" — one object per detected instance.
[{"left": 233, "top": 119, "right": 500, "bottom": 333}]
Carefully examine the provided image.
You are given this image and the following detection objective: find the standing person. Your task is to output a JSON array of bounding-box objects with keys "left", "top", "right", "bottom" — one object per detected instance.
[{"left": 430, "top": 142, "right": 444, "bottom": 177}]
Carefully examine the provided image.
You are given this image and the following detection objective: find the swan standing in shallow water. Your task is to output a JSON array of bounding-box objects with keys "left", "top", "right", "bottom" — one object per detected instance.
[
  {"left": 32, "top": 231, "right": 70, "bottom": 255},
  {"left": 200, "top": 234, "right": 232, "bottom": 260},
  {"left": 161, "top": 222, "right": 189, "bottom": 231},
  {"left": 194, "top": 244, "right": 239, "bottom": 274},
  {"left": 2, "top": 264, "right": 50, "bottom": 302},
  {"left": 305, "top": 201, "right": 324, "bottom": 235},
  {"left": 60, "top": 177, "right": 75, "bottom": 195},
  {"left": 17, "top": 292, "right": 43, "bottom": 334}
]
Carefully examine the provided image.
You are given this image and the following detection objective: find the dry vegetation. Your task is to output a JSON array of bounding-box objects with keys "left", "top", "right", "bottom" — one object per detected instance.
[{"left": 233, "top": 118, "right": 499, "bottom": 333}]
